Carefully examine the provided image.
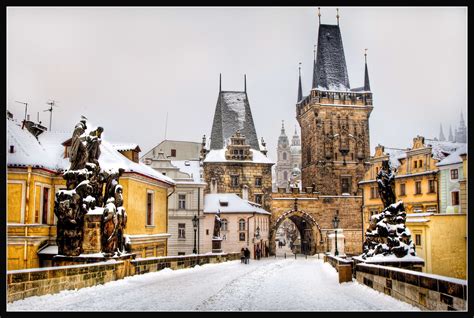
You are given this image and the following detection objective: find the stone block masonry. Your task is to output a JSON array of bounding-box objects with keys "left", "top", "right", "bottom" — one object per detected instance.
[
  {"left": 7, "top": 252, "right": 240, "bottom": 303},
  {"left": 355, "top": 263, "right": 467, "bottom": 311}
]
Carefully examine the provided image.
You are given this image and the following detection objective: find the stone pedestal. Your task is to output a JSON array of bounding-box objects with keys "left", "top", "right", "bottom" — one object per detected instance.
[
  {"left": 212, "top": 237, "right": 222, "bottom": 253},
  {"left": 328, "top": 229, "right": 346, "bottom": 257},
  {"left": 82, "top": 213, "right": 102, "bottom": 254}
]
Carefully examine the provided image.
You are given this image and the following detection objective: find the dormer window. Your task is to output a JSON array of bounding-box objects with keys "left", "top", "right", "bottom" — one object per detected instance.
[{"left": 219, "top": 199, "right": 229, "bottom": 207}]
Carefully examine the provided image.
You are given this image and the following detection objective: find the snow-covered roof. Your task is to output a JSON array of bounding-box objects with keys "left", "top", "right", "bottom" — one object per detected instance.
[
  {"left": 111, "top": 143, "right": 141, "bottom": 152},
  {"left": 203, "top": 193, "right": 270, "bottom": 215},
  {"left": 7, "top": 118, "right": 174, "bottom": 186},
  {"left": 171, "top": 160, "right": 203, "bottom": 183},
  {"left": 436, "top": 143, "right": 467, "bottom": 167},
  {"left": 425, "top": 139, "right": 465, "bottom": 161},
  {"left": 203, "top": 148, "right": 274, "bottom": 164}
]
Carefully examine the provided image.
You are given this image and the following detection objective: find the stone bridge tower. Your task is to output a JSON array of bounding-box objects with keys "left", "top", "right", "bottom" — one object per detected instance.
[{"left": 297, "top": 20, "right": 373, "bottom": 195}]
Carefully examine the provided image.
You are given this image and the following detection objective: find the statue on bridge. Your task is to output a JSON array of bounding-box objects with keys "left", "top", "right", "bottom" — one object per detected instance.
[{"left": 361, "top": 159, "right": 417, "bottom": 260}]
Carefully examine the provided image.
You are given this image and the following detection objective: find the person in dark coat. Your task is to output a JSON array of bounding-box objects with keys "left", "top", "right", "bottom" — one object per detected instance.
[
  {"left": 256, "top": 245, "right": 261, "bottom": 260},
  {"left": 244, "top": 247, "right": 250, "bottom": 264},
  {"left": 240, "top": 248, "right": 245, "bottom": 264}
]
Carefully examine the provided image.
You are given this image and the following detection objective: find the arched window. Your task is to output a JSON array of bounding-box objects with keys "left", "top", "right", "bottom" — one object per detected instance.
[
  {"left": 239, "top": 219, "right": 246, "bottom": 231},
  {"left": 221, "top": 219, "right": 228, "bottom": 231},
  {"left": 283, "top": 152, "right": 287, "bottom": 160}
]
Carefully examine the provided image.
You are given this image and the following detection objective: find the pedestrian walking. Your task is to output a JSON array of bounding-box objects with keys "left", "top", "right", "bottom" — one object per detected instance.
[
  {"left": 256, "top": 245, "right": 261, "bottom": 260},
  {"left": 240, "top": 248, "right": 245, "bottom": 264},
  {"left": 244, "top": 247, "right": 250, "bottom": 264}
]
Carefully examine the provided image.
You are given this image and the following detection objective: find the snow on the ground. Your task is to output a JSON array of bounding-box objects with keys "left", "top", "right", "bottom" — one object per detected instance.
[{"left": 8, "top": 258, "right": 419, "bottom": 311}]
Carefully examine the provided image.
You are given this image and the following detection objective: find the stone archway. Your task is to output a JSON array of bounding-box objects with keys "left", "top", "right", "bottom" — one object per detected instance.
[{"left": 270, "top": 209, "right": 323, "bottom": 256}]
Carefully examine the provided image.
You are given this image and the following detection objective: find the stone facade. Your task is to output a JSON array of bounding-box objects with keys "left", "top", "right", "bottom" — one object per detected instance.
[
  {"left": 269, "top": 191, "right": 363, "bottom": 256},
  {"left": 297, "top": 99, "right": 372, "bottom": 195}
]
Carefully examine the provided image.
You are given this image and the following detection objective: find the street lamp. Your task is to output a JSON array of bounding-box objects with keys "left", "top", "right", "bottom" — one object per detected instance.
[
  {"left": 192, "top": 214, "right": 199, "bottom": 254},
  {"left": 332, "top": 211, "right": 340, "bottom": 256}
]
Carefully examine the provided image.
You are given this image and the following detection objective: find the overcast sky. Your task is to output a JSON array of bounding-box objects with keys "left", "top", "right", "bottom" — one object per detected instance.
[{"left": 7, "top": 7, "right": 467, "bottom": 162}]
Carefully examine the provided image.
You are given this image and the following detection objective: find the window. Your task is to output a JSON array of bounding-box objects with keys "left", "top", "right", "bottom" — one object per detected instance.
[
  {"left": 178, "top": 223, "right": 186, "bottom": 239},
  {"left": 206, "top": 229, "right": 209, "bottom": 235},
  {"left": 414, "top": 160, "right": 418, "bottom": 169},
  {"left": 399, "top": 183, "right": 406, "bottom": 196},
  {"left": 419, "top": 160, "right": 422, "bottom": 168},
  {"left": 282, "top": 152, "right": 287, "bottom": 160},
  {"left": 146, "top": 191, "right": 154, "bottom": 226},
  {"left": 452, "top": 191, "right": 460, "bottom": 206},
  {"left": 41, "top": 187, "right": 50, "bottom": 224},
  {"left": 170, "top": 149, "right": 176, "bottom": 157},
  {"left": 239, "top": 219, "right": 246, "bottom": 231},
  {"left": 255, "top": 194, "right": 262, "bottom": 205},
  {"left": 450, "top": 169, "right": 459, "bottom": 180},
  {"left": 221, "top": 219, "right": 228, "bottom": 231},
  {"left": 428, "top": 180, "right": 436, "bottom": 193},
  {"left": 415, "top": 234, "right": 421, "bottom": 246},
  {"left": 255, "top": 177, "right": 262, "bottom": 187},
  {"left": 283, "top": 171, "right": 288, "bottom": 181},
  {"left": 341, "top": 177, "right": 351, "bottom": 194},
  {"left": 178, "top": 194, "right": 186, "bottom": 209},
  {"left": 178, "top": 252, "right": 185, "bottom": 256},
  {"left": 231, "top": 175, "right": 239, "bottom": 187},
  {"left": 239, "top": 232, "right": 245, "bottom": 241},
  {"left": 415, "top": 181, "right": 422, "bottom": 195},
  {"left": 370, "top": 187, "right": 375, "bottom": 199}
]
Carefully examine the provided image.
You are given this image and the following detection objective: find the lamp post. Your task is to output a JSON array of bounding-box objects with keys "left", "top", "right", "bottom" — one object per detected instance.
[
  {"left": 332, "top": 211, "right": 340, "bottom": 256},
  {"left": 192, "top": 215, "right": 199, "bottom": 254}
]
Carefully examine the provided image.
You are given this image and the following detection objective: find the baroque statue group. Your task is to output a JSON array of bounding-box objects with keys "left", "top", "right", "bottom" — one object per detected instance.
[
  {"left": 54, "top": 118, "right": 129, "bottom": 257},
  {"left": 362, "top": 159, "right": 417, "bottom": 259}
]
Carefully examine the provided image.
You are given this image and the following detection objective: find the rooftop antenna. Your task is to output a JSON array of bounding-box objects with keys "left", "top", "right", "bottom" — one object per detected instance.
[
  {"left": 336, "top": 8, "right": 340, "bottom": 25},
  {"left": 318, "top": 7, "right": 321, "bottom": 25},
  {"left": 244, "top": 74, "right": 247, "bottom": 93},
  {"left": 15, "top": 100, "right": 28, "bottom": 128},
  {"left": 164, "top": 111, "right": 169, "bottom": 140},
  {"left": 43, "top": 99, "right": 59, "bottom": 131}
]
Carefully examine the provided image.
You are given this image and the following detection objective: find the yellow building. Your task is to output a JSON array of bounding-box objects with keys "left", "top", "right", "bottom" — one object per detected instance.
[
  {"left": 359, "top": 136, "right": 466, "bottom": 278},
  {"left": 7, "top": 117, "right": 175, "bottom": 270}
]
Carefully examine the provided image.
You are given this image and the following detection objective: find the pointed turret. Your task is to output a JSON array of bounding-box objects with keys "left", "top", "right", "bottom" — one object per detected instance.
[
  {"left": 297, "top": 63, "right": 303, "bottom": 102},
  {"left": 455, "top": 111, "right": 467, "bottom": 143},
  {"left": 364, "top": 49, "right": 371, "bottom": 91},
  {"left": 449, "top": 125, "right": 454, "bottom": 142},
  {"left": 312, "top": 20, "right": 350, "bottom": 90},
  {"left": 439, "top": 123, "right": 446, "bottom": 141},
  {"left": 312, "top": 44, "right": 317, "bottom": 90}
]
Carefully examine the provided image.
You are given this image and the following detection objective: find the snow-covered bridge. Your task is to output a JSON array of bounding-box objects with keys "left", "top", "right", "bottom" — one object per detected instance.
[{"left": 8, "top": 258, "right": 418, "bottom": 311}]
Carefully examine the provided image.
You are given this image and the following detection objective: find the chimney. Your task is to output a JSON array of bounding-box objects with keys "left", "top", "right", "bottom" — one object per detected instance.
[{"left": 242, "top": 185, "right": 249, "bottom": 201}]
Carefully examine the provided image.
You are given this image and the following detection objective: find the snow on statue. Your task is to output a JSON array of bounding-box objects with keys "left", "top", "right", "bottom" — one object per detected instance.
[
  {"left": 54, "top": 118, "right": 130, "bottom": 257},
  {"left": 361, "top": 159, "right": 417, "bottom": 259}
]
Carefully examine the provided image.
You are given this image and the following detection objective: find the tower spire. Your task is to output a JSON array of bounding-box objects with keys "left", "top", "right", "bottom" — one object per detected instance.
[
  {"left": 312, "top": 44, "right": 317, "bottom": 89},
  {"left": 439, "top": 123, "right": 446, "bottom": 141},
  {"left": 318, "top": 7, "right": 321, "bottom": 25},
  {"left": 336, "top": 8, "right": 340, "bottom": 25},
  {"left": 219, "top": 73, "right": 222, "bottom": 92},
  {"left": 281, "top": 120, "right": 285, "bottom": 134},
  {"left": 364, "top": 49, "right": 371, "bottom": 91},
  {"left": 297, "top": 62, "right": 303, "bottom": 102},
  {"left": 244, "top": 74, "right": 247, "bottom": 93}
]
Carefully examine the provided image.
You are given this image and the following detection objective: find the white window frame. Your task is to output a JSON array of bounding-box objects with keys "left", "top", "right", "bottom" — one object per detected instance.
[
  {"left": 7, "top": 180, "right": 26, "bottom": 224},
  {"left": 178, "top": 193, "right": 186, "bottom": 210},
  {"left": 450, "top": 168, "right": 459, "bottom": 181},
  {"left": 451, "top": 190, "right": 460, "bottom": 207},
  {"left": 178, "top": 223, "right": 186, "bottom": 239},
  {"left": 146, "top": 189, "right": 155, "bottom": 227},
  {"left": 34, "top": 182, "right": 52, "bottom": 225}
]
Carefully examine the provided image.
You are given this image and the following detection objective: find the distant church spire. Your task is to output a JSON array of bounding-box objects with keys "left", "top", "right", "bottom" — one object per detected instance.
[
  {"left": 281, "top": 120, "right": 286, "bottom": 135},
  {"left": 336, "top": 8, "right": 340, "bottom": 25},
  {"left": 318, "top": 7, "right": 321, "bottom": 24},
  {"left": 455, "top": 111, "right": 467, "bottom": 143},
  {"left": 364, "top": 49, "right": 371, "bottom": 91},
  {"left": 297, "top": 63, "right": 303, "bottom": 102},
  {"left": 449, "top": 125, "right": 454, "bottom": 142},
  {"left": 219, "top": 73, "right": 222, "bottom": 92},
  {"left": 439, "top": 123, "right": 446, "bottom": 141}
]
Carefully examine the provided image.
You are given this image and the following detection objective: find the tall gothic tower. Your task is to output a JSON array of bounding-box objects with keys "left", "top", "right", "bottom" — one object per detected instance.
[
  {"left": 297, "top": 15, "right": 373, "bottom": 195},
  {"left": 276, "top": 121, "right": 291, "bottom": 188}
]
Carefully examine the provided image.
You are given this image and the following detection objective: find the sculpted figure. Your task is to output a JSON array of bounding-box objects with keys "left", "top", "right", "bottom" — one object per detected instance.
[
  {"left": 114, "top": 185, "right": 128, "bottom": 254},
  {"left": 86, "top": 126, "right": 104, "bottom": 166},
  {"left": 377, "top": 160, "right": 396, "bottom": 208},
  {"left": 69, "top": 120, "right": 88, "bottom": 171},
  {"left": 213, "top": 210, "right": 222, "bottom": 238},
  {"left": 101, "top": 197, "right": 119, "bottom": 256}
]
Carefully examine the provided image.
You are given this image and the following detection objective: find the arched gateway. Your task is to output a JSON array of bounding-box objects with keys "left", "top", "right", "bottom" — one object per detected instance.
[{"left": 270, "top": 209, "right": 323, "bottom": 256}]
